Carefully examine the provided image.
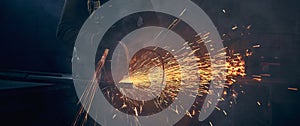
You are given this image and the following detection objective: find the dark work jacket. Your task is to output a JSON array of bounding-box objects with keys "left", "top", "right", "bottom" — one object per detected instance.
[{"left": 56, "top": 0, "right": 109, "bottom": 46}]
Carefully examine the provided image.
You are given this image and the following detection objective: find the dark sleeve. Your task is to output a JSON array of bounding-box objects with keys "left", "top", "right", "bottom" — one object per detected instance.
[{"left": 56, "top": 0, "right": 90, "bottom": 45}]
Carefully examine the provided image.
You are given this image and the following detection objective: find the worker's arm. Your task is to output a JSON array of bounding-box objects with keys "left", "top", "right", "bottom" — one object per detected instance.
[{"left": 56, "top": 0, "right": 89, "bottom": 45}]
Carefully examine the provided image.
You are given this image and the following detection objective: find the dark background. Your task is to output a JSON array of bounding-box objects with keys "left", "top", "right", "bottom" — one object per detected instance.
[
  {"left": 0, "top": 0, "right": 69, "bottom": 73},
  {"left": 0, "top": 0, "right": 300, "bottom": 126}
]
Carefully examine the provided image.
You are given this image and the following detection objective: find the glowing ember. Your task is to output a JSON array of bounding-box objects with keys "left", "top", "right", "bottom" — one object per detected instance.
[
  {"left": 257, "top": 101, "right": 261, "bottom": 106},
  {"left": 288, "top": 88, "right": 298, "bottom": 91},
  {"left": 209, "top": 121, "right": 213, "bottom": 126},
  {"left": 246, "top": 25, "right": 252, "bottom": 30},
  {"left": 232, "top": 25, "right": 238, "bottom": 30},
  {"left": 222, "top": 110, "right": 227, "bottom": 116},
  {"left": 253, "top": 78, "right": 262, "bottom": 82},
  {"left": 253, "top": 44, "right": 260, "bottom": 48},
  {"left": 222, "top": 9, "right": 226, "bottom": 13}
]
